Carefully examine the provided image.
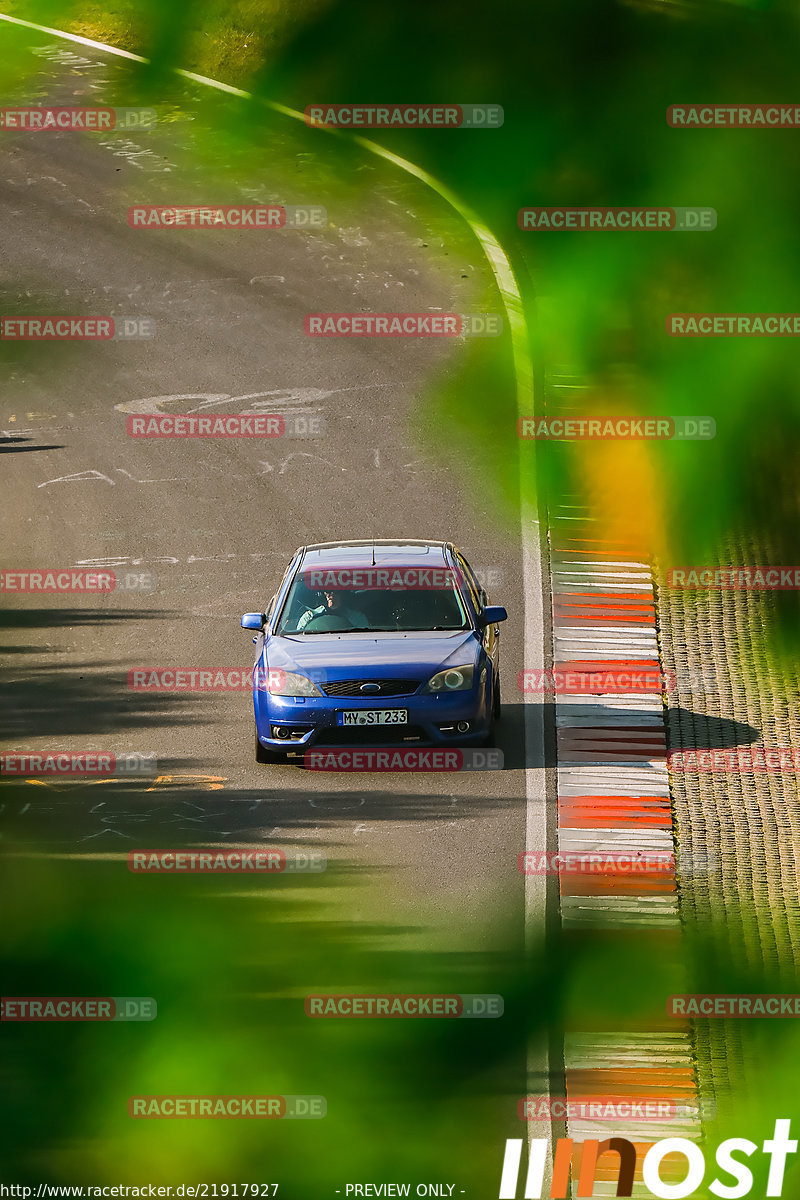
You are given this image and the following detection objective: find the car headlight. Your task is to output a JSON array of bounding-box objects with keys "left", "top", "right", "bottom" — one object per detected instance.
[
  {"left": 421, "top": 664, "right": 476, "bottom": 693},
  {"left": 266, "top": 671, "right": 323, "bottom": 697}
]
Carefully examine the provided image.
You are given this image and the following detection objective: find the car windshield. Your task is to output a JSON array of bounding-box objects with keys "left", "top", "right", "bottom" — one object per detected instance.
[{"left": 275, "top": 570, "right": 470, "bottom": 634}]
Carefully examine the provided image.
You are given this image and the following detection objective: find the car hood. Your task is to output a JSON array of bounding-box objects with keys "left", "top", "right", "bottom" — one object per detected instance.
[{"left": 265, "top": 630, "right": 479, "bottom": 681}]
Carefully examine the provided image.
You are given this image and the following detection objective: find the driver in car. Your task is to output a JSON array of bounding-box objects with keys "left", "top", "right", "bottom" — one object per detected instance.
[{"left": 297, "top": 589, "right": 369, "bottom": 631}]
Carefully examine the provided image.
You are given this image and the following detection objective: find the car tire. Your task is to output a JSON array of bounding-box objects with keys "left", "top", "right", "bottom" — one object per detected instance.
[
  {"left": 255, "top": 729, "right": 285, "bottom": 765},
  {"left": 476, "top": 681, "right": 498, "bottom": 749},
  {"left": 492, "top": 672, "right": 502, "bottom": 720}
]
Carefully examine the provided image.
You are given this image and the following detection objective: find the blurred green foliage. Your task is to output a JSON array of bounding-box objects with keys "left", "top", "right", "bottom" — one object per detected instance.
[{"left": 3, "top": 0, "right": 800, "bottom": 1188}]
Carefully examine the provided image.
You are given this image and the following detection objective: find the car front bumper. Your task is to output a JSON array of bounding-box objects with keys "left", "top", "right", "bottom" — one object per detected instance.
[{"left": 254, "top": 686, "right": 492, "bottom": 750}]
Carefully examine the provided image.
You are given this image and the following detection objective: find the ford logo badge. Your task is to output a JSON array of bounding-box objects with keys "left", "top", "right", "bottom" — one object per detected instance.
[{"left": 360, "top": 682, "right": 381, "bottom": 694}]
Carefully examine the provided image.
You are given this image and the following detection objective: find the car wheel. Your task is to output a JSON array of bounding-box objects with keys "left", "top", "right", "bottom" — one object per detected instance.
[
  {"left": 255, "top": 729, "right": 285, "bottom": 765},
  {"left": 475, "top": 680, "right": 498, "bottom": 749},
  {"left": 492, "top": 672, "right": 502, "bottom": 720}
]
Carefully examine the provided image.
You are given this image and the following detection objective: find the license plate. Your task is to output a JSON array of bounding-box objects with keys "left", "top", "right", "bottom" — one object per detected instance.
[{"left": 337, "top": 709, "right": 409, "bottom": 726}]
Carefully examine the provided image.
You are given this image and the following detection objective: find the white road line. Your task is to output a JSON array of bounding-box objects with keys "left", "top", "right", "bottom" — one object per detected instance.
[{"left": 521, "top": 502, "right": 555, "bottom": 1163}]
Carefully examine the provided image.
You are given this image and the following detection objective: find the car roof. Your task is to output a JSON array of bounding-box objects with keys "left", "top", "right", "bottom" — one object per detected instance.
[{"left": 297, "top": 540, "right": 450, "bottom": 568}]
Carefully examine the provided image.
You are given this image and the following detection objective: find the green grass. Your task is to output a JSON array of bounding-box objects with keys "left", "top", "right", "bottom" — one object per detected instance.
[{"left": 2, "top": 0, "right": 331, "bottom": 85}]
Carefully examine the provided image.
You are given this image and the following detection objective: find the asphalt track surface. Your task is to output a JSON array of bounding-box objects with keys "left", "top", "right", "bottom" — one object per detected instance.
[{"left": 0, "top": 24, "right": 558, "bottom": 1190}]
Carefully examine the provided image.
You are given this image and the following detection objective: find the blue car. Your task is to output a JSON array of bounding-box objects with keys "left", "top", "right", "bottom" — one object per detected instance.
[{"left": 241, "top": 540, "right": 507, "bottom": 764}]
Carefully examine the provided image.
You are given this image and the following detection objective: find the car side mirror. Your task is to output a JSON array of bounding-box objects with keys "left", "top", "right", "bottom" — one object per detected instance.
[
  {"left": 478, "top": 605, "right": 507, "bottom": 627},
  {"left": 241, "top": 612, "right": 266, "bottom": 631}
]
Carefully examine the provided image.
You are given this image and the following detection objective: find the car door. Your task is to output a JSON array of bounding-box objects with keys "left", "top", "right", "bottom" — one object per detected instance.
[{"left": 455, "top": 550, "right": 500, "bottom": 677}]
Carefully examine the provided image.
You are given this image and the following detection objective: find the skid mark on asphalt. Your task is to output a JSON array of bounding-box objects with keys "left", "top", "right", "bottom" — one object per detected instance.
[
  {"left": 113, "top": 384, "right": 388, "bottom": 417},
  {"left": 38, "top": 468, "right": 115, "bottom": 487},
  {"left": 96, "top": 137, "right": 173, "bottom": 172},
  {"left": 114, "top": 467, "right": 182, "bottom": 483},
  {"left": 2, "top": 774, "right": 472, "bottom": 847},
  {"left": 26, "top": 43, "right": 176, "bottom": 172},
  {"left": 30, "top": 44, "right": 96, "bottom": 68}
]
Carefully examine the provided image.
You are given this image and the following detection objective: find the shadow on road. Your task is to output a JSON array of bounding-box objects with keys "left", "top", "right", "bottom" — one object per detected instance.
[
  {"left": 0, "top": 436, "right": 65, "bottom": 453},
  {"left": 0, "top": 607, "right": 173, "bottom": 629},
  {"left": 0, "top": 607, "right": 200, "bottom": 736}
]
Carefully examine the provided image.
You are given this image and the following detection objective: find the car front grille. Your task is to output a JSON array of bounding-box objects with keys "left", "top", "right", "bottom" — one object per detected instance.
[{"left": 320, "top": 678, "right": 421, "bottom": 698}]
